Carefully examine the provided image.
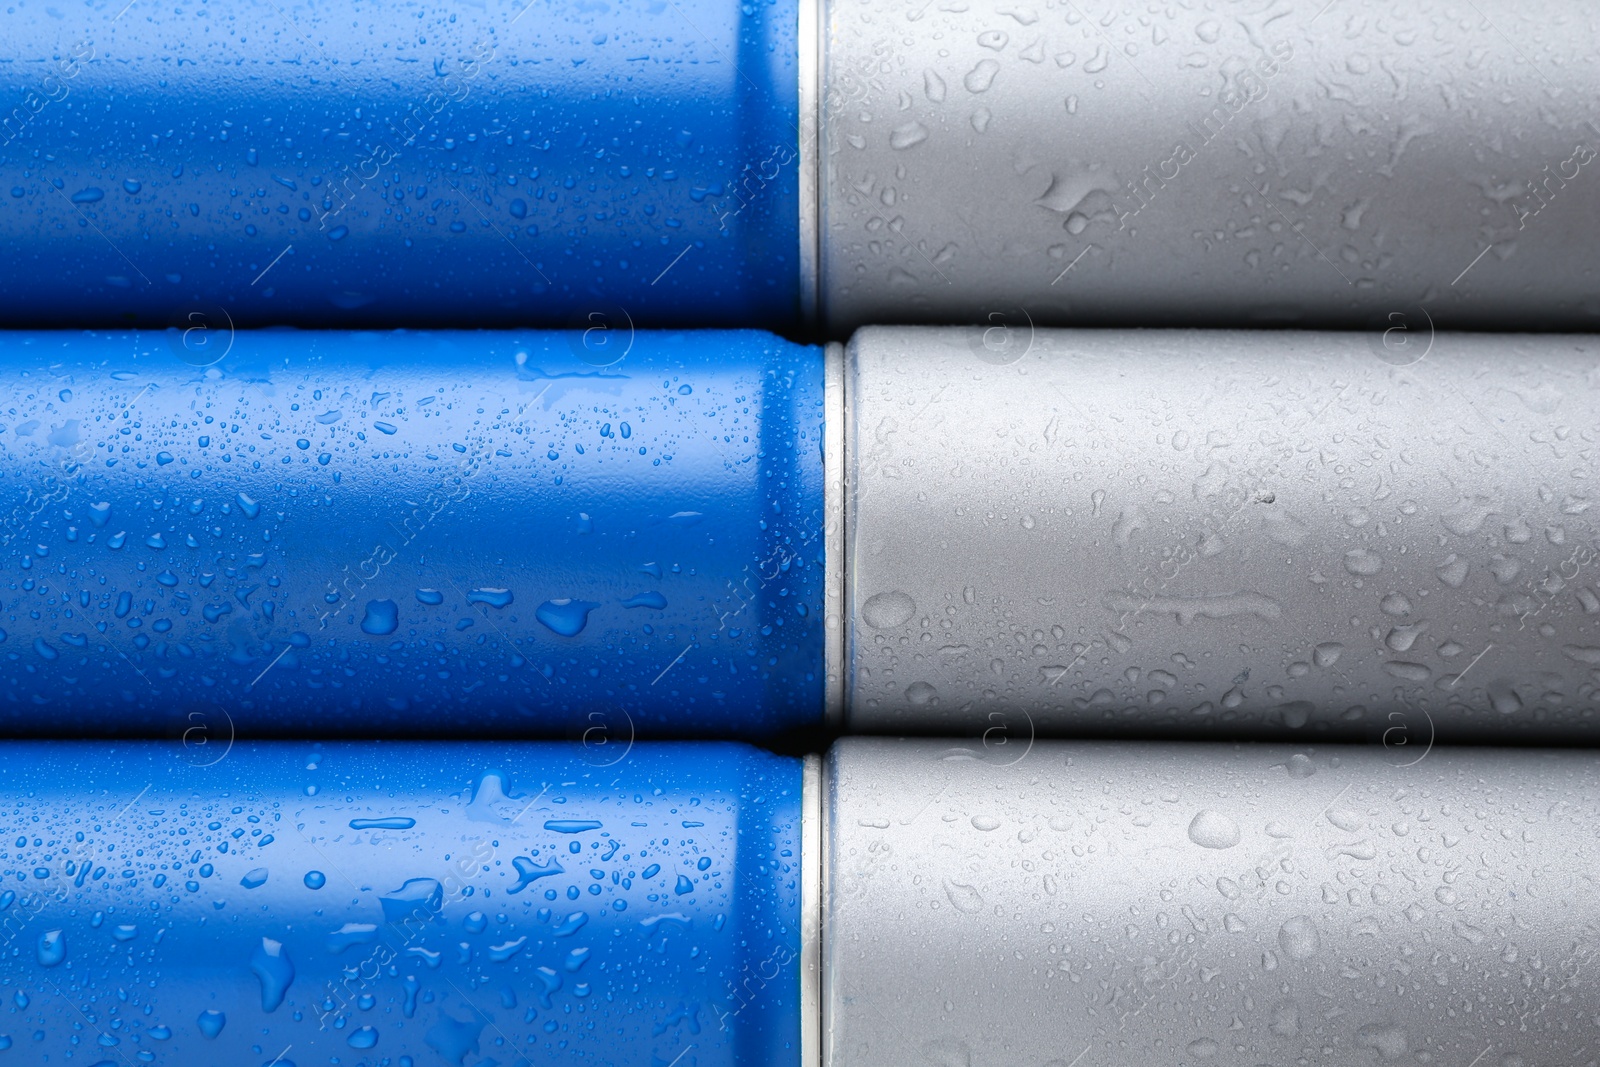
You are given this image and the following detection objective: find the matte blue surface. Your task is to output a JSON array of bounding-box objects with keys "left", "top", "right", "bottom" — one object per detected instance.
[
  {"left": 0, "top": 330, "right": 827, "bottom": 737},
  {"left": 0, "top": 741, "right": 805, "bottom": 1067},
  {"left": 0, "top": 0, "right": 801, "bottom": 330}
]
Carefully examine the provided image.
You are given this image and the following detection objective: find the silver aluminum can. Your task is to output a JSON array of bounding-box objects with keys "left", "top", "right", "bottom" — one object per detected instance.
[
  {"left": 844, "top": 326, "right": 1600, "bottom": 742},
  {"left": 825, "top": 737, "right": 1600, "bottom": 1067},
  {"left": 819, "top": 0, "right": 1600, "bottom": 333}
]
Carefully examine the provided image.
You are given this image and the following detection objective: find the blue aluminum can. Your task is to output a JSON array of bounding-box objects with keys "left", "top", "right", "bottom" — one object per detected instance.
[
  {"left": 0, "top": 740, "right": 806, "bottom": 1067},
  {"left": 0, "top": 0, "right": 803, "bottom": 331},
  {"left": 0, "top": 329, "right": 826, "bottom": 737}
]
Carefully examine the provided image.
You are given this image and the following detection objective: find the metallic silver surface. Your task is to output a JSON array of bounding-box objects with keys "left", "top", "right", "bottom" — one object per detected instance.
[
  {"left": 826, "top": 737, "right": 1600, "bottom": 1067},
  {"left": 803, "top": 753, "right": 825, "bottom": 1067},
  {"left": 847, "top": 326, "right": 1600, "bottom": 742},
  {"left": 799, "top": 0, "right": 822, "bottom": 326},
  {"left": 826, "top": 341, "right": 850, "bottom": 728},
  {"left": 819, "top": 0, "right": 1600, "bottom": 333}
]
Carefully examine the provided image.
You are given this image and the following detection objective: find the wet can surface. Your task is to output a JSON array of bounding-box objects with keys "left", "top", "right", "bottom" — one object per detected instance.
[
  {"left": 0, "top": 741, "right": 804, "bottom": 1067},
  {"left": 1, "top": 0, "right": 803, "bottom": 331},
  {"left": 845, "top": 326, "right": 1600, "bottom": 743},
  {"left": 0, "top": 329, "right": 826, "bottom": 737},
  {"left": 826, "top": 737, "right": 1600, "bottom": 1067},
  {"left": 820, "top": 0, "right": 1600, "bottom": 334}
]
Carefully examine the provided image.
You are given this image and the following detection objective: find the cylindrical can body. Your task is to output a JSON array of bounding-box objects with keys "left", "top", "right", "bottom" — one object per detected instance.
[
  {"left": 1, "top": 0, "right": 802, "bottom": 330},
  {"left": 846, "top": 327, "right": 1600, "bottom": 742},
  {"left": 821, "top": 0, "right": 1600, "bottom": 333},
  {"left": 9, "top": 0, "right": 1600, "bottom": 335},
  {"left": 0, "top": 741, "right": 804, "bottom": 1067},
  {"left": 0, "top": 330, "right": 827, "bottom": 737},
  {"left": 825, "top": 737, "right": 1600, "bottom": 1067}
]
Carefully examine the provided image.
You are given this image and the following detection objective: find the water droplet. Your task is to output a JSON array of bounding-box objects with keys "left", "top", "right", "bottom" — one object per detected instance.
[
  {"left": 1385, "top": 622, "right": 1429, "bottom": 652},
  {"left": 1435, "top": 554, "right": 1469, "bottom": 587},
  {"left": 1277, "top": 915, "right": 1320, "bottom": 960},
  {"left": 1187, "top": 810, "right": 1241, "bottom": 849},
  {"left": 505, "top": 857, "right": 562, "bottom": 898},
  {"left": 862, "top": 590, "right": 916, "bottom": 629},
  {"left": 536, "top": 598, "right": 598, "bottom": 637},
  {"left": 416, "top": 589, "right": 444, "bottom": 605},
  {"left": 1036, "top": 167, "right": 1110, "bottom": 215},
  {"left": 326, "top": 923, "right": 380, "bottom": 952},
  {"left": 964, "top": 58, "right": 1000, "bottom": 92},
  {"left": 1356, "top": 1023, "right": 1409, "bottom": 1062},
  {"left": 235, "top": 492, "right": 261, "bottom": 519},
  {"left": 1344, "top": 548, "right": 1384, "bottom": 575},
  {"left": 349, "top": 817, "right": 415, "bottom": 830},
  {"left": 890, "top": 121, "right": 930, "bottom": 150},
  {"left": 359, "top": 599, "right": 399, "bottom": 636},
  {"left": 552, "top": 911, "right": 588, "bottom": 937},
  {"left": 1383, "top": 661, "right": 1430, "bottom": 682},
  {"left": 943, "top": 879, "right": 984, "bottom": 914},
  {"left": 196, "top": 1010, "right": 226, "bottom": 1039},
  {"left": 347, "top": 1026, "right": 378, "bottom": 1049},
  {"left": 250, "top": 938, "right": 294, "bottom": 1012},
  {"left": 123, "top": 179, "right": 142, "bottom": 194},
  {"left": 467, "top": 587, "right": 514, "bottom": 609},
  {"left": 71, "top": 187, "right": 105, "bottom": 204},
  {"left": 544, "top": 819, "right": 603, "bottom": 834},
  {"left": 1286, "top": 753, "right": 1316, "bottom": 778},
  {"left": 489, "top": 936, "right": 527, "bottom": 962},
  {"left": 36, "top": 929, "right": 65, "bottom": 967},
  {"left": 1326, "top": 807, "right": 1361, "bottom": 832},
  {"left": 1488, "top": 683, "right": 1523, "bottom": 715},
  {"left": 1442, "top": 496, "right": 1496, "bottom": 536},
  {"left": 1380, "top": 592, "right": 1412, "bottom": 616},
  {"left": 240, "top": 867, "right": 268, "bottom": 889},
  {"left": 380, "top": 878, "right": 442, "bottom": 923},
  {"left": 905, "top": 680, "right": 937, "bottom": 705},
  {"left": 303, "top": 870, "right": 326, "bottom": 889}
]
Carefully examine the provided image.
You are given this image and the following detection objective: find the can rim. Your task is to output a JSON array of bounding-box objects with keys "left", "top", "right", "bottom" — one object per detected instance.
[
  {"left": 797, "top": 0, "right": 822, "bottom": 327},
  {"left": 823, "top": 341, "right": 847, "bottom": 729},
  {"left": 800, "top": 752, "right": 824, "bottom": 1067}
]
